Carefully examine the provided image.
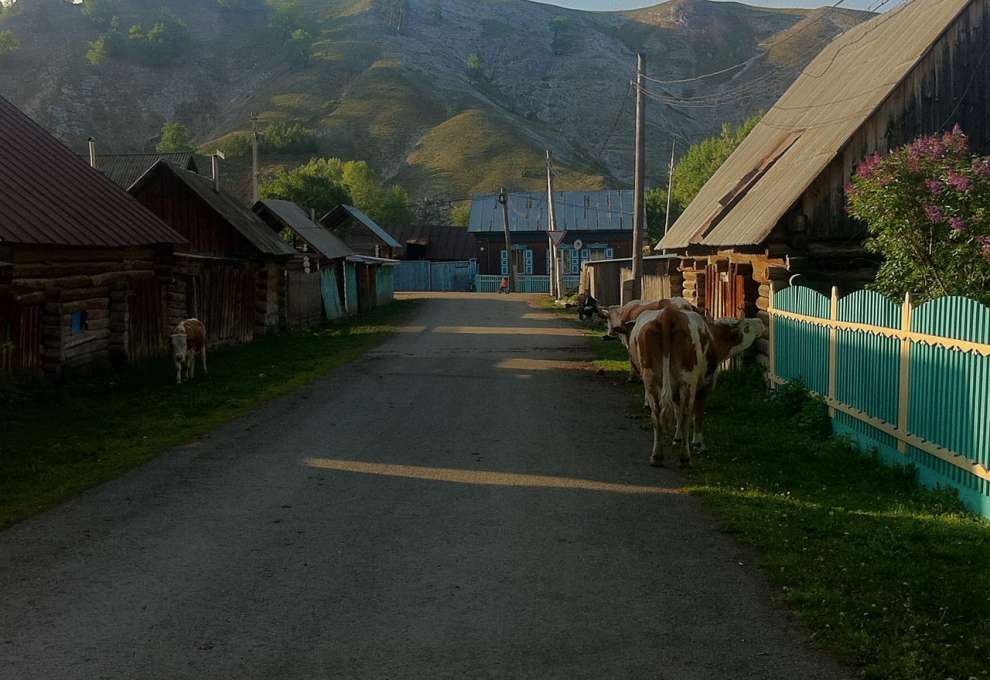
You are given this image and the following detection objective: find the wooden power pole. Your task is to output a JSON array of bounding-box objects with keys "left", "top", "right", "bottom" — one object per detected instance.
[
  {"left": 631, "top": 52, "right": 646, "bottom": 300},
  {"left": 546, "top": 150, "right": 562, "bottom": 299},
  {"left": 498, "top": 187, "right": 515, "bottom": 293},
  {"left": 251, "top": 113, "right": 260, "bottom": 204},
  {"left": 664, "top": 137, "right": 676, "bottom": 237}
]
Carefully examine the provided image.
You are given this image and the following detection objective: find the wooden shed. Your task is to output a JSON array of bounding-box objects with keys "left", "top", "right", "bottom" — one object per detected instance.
[
  {"left": 0, "top": 96, "right": 185, "bottom": 377},
  {"left": 321, "top": 205, "right": 402, "bottom": 259},
  {"left": 342, "top": 255, "right": 398, "bottom": 315},
  {"left": 657, "top": 0, "right": 990, "bottom": 365},
  {"left": 582, "top": 255, "right": 682, "bottom": 308},
  {"left": 129, "top": 161, "right": 297, "bottom": 345},
  {"left": 253, "top": 199, "right": 355, "bottom": 324}
]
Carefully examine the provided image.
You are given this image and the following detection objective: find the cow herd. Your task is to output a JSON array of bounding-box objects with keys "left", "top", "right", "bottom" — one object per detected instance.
[{"left": 583, "top": 295, "right": 764, "bottom": 468}]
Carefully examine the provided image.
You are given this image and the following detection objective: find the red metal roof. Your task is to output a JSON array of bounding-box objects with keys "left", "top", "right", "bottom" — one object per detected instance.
[{"left": 0, "top": 96, "right": 185, "bottom": 248}]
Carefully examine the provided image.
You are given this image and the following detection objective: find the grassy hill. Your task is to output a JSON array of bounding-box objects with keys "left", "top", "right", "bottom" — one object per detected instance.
[{"left": 0, "top": 0, "right": 870, "bottom": 203}]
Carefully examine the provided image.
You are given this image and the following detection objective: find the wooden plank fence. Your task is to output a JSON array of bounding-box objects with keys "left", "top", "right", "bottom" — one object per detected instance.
[
  {"left": 286, "top": 271, "right": 323, "bottom": 328},
  {"left": 769, "top": 285, "right": 990, "bottom": 517}
]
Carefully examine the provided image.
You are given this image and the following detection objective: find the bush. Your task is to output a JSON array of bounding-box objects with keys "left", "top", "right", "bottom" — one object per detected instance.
[
  {"left": 156, "top": 122, "right": 195, "bottom": 152},
  {"left": 262, "top": 121, "right": 318, "bottom": 154},
  {"left": 847, "top": 126, "right": 990, "bottom": 304},
  {"left": 219, "top": 133, "right": 252, "bottom": 158}
]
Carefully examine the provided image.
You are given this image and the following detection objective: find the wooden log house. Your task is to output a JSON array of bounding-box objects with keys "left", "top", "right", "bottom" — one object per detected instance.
[
  {"left": 320, "top": 205, "right": 402, "bottom": 259},
  {"left": 129, "top": 161, "right": 298, "bottom": 345},
  {"left": 0, "top": 96, "right": 186, "bottom": 376},
  {"left": 657, "top": 0, "right": 990, "bottom": 367}
]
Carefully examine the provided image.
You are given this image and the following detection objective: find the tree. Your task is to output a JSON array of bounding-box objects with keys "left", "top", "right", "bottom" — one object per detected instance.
[
  {"left": 0, "top": 30, "right": 19, "bottom": 58},
  {"left": 81, "top": 0, "right": 115, "bottom": 26},
  {"left": 261, "top": 158, "right": 353, "bottom": 219},
  {"left": 261, "top": 158, "right": 414, "bottom": 226},
  {"left": 847, "top": 126, "right": 990, "bottom": 304},
  {"left": 86, "top": 36, "right": 108, "bottom": 65},
  {"left": 466, "top": 53, "right": 483, "bottom": 82},
  {"left": 156, "top": 122, "right": 195, "bottom": 152},
  {"left": 669, "top": 114, "right": 760, "bottom": 211},
  {"left": 262, "top": 121, "right": 317, "bottom": 153},
  {"left": 643, "top": 114, "right": 761, "bottom": 240}
]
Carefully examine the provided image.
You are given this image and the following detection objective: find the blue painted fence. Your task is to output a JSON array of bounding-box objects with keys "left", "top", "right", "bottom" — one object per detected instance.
[
  {"left": 770, "top": 286, "right": 990, "bottom": 517},
  {"left": 474, "top": 274, "right": 581, "bottom": 294},
  {"left": 395, "top": 260, "right": 477, "bottom": 292}
]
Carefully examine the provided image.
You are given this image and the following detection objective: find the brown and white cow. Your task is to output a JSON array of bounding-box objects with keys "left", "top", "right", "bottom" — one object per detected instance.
[
  {"left": 171, "top": 319, "right": 207, "bottom": 384},
  {"left": 635, "top": 307, "right": 764, "bottom": 467},
  {"left": 601, "top": 297, "right": 700, "bottom": 381}
]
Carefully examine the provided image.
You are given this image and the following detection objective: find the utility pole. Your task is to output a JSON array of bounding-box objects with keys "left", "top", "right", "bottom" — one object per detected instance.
[
  {"left": 631, "top": 51, "right": 646, "bottom": 300},
  {"left": 546, "top": 150, "right": 562, "bottom": 299},
  {"left": 498, "top": 187, "right": 515, "bottom": 293},
  {"left": 664, "top": 137, "right": 676, "bottom": 237},
  {"left": 251, "top": 113, "right": 260, "bottom": 204}
]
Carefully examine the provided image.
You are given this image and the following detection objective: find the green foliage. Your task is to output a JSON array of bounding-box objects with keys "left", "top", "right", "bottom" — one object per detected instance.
[
  {"left": 269, "top": 2, "right": 305, "bottom": 36},
  {"left": 0, "top": 29, "right": 19, "bottom": 57},
  {"left": 466, "top": 53, "right": 483, "bottom": 81},
  {"left": 261, "top": 157, "right": 413, "bottom": 226},
  {"left": 286, "top": 28, "right": 312, "bottom": 68},
  {"left": 644, "top": 186, "right": 670, "bottom": 242},
  {"left": 847, "top": 127, "right": 990, "bottom": 305},
  {"left": 80, "top": 0, "right": 115, "bottom": 26},
  {"left": 262, "top": 121, "right": 318, "bottom": 154},
  {"left": 219, "top": 132, "right": 252, "bottom": 159},
  {"left": 156, "top": 121, "right": 195, "bottom": 152},
  {"left": 261, "top": 158, "right": 354, "bottom": 218},
  {"left": 451, "top": 205, "right": 471, "bottom": 227},
  {"left": 549, "top": 15, "right": 572, "bottom": 56},
  {"left": 87, "top": 11, "right": 188, "bottom": 67},
  {"left": 671, "top": 114, "right": 761, "bottom": 211}
]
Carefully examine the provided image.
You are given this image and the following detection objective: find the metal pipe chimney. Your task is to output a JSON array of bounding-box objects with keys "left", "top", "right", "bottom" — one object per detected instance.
[
  {"left": 88, "top": 138, "right": 97, "bottom": 169},
  {"left": 211, "top": 153, "right": 220, "bottom": 193}
]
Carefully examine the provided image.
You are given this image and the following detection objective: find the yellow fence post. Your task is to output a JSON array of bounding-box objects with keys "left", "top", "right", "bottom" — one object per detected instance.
[
  {"left": 828, "top": 286, "right": 839, "bottom": 418},
  {"left": 897, "top": 292, "right": 913, "bottom": 454}
]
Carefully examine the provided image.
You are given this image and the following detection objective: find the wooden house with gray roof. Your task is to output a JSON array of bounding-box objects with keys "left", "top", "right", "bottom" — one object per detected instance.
[
  {"left": 90, "top": 152, "right": 201, "bottom": 190},
  {"left": 657, "top": 0, "right": 990, "bottom": 340},
  {"left": 0, "top": 97, "right": 186, "bottom": 376},
  {"left": 129, "top": 161, "right": 297, "bottom": 344}
]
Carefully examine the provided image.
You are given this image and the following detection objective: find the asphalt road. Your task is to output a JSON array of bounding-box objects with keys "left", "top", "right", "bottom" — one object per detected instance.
[{"left": 0, "top": 293, "right": 847, "bottom": 679}]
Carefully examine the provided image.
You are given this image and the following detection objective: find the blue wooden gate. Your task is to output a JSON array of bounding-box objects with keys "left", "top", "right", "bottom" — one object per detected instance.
[{"left": 321, "top": 269, "right": 343, "bottom": 320}]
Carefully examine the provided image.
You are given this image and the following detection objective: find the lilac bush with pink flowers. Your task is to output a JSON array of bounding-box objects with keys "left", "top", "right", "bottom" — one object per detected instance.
[{"left": 846, "top": 126, "right": 990, "bottom": 304}]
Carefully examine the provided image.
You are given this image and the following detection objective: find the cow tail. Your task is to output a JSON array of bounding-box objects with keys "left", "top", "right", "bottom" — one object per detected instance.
[{"left": 659, "top": 312, "right": 676, "bottom": 430}]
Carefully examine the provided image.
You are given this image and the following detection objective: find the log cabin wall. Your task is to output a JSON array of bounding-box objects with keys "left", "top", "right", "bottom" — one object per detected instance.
[{"left": 5, "top": 245, "right": 170, "bottom": 376}]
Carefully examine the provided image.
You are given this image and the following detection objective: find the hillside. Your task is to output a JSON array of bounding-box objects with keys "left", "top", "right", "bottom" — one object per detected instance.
[{"left": 0, "top": 0, "right": 869, "bottom": 201}]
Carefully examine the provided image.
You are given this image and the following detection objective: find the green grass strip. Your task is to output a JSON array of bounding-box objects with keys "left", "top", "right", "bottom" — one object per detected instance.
[
  {"left": 0, "top": 301, "right": 419, "bottom": 530},
  {"left": 555, "top": 300, "right": 990, "bottom": 680}
]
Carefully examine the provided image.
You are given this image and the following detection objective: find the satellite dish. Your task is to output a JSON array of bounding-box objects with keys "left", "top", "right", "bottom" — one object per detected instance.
[{"left": 573, "top": 239, "right": 583, "bottom": 251}]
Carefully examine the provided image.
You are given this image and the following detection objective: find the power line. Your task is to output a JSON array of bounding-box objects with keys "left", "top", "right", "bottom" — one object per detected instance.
[{"left": 639, "top": 0, "right": 850, "bottom": 87}]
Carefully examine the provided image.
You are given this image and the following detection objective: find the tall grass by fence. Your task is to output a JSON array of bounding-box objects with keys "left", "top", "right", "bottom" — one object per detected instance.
[{"left": 769, "top": 286, "right": 990, "bottom": 517}]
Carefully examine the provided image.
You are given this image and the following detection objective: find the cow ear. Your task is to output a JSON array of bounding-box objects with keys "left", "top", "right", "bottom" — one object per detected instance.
[
  {"left": 619, "top": 320, "right": 636, "bottom": 335},
  {"left": 596, "top": 307, "right": 610, "bottom": 320}
]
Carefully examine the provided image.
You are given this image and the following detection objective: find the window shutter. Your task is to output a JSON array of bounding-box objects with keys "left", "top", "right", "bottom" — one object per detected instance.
[
  {"left": 581, "top": 248, "right": 590, "bottom": 261},
  {"left": 524, "top": 249, "right": 534, "bottom": 274},
  {"left": 605, "top": 247, "right": 614, "bottom": 259},
  {"left": 570, "top": 249, "right": 579, "bottom": 274},
  {"left": 500, "top": 249, "right": 508, "bottom": 275}
]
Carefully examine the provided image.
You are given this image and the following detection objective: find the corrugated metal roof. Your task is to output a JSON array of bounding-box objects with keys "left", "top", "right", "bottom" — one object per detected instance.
[
  {"left": 658, "top": 0, "right": 974, "bottom": 250},
  {"left": 253, "top": 199, "right": 355, "bottom": 260},
  {"left": 386, "top": 224, "right": 480, "bottom": 261},
  {"left": 131, "top": 161, "right": 296, "bottom": 257},
  {"left": 468, "top": 190, "right": 635, "bottom": 233},
  {"left": 347, "top": 254, "right": 400, "bottom": 266},
  {"left": 0, "top": 96, "right": 185, "bottom": 248},
  {"left": 321, "top": 205, "right": 402, "bottom": 249},
  {"left": 91, "top": 152, "right": 200, "bottom": 190}
]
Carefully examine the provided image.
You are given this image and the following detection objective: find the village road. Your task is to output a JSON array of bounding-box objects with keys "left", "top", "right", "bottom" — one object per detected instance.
[{"left": 0, "top": 293, "right": 847, "bottom": 679}]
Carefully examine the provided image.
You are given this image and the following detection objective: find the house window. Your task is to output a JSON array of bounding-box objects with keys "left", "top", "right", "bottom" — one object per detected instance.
[
  {"left": 70, "top": 310, "right": 88, "bottom": 334},
  {"left": 605, "top": 247, "right": 614, "bottom": 259}
]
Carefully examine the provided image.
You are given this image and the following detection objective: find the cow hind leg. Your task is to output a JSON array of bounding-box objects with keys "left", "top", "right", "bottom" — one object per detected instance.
[
  {"left": 678, "top": 384, "right": 696, "bottom": 468},
  {"left": 201, "top": 346, "right": 208, "bottom": 376},
  {"left": 691, "top": 390, "right": 709, "bottom": 455},
  {"left": 643, "top": 370, "right": 665, "bottom": 467}
]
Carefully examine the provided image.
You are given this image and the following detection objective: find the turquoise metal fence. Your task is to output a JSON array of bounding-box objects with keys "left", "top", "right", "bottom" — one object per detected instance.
[
  {"left": 769, "top": 285, "right": 990, "bottom": 517},
  {"left": 473, "top": 274, "right": 580, "bottom": 294}
]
